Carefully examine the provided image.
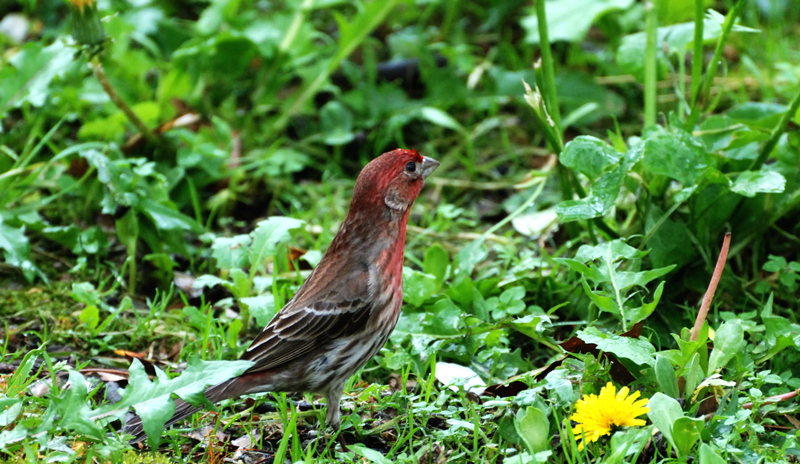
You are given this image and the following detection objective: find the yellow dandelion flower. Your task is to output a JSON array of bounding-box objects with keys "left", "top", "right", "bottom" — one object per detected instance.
[
  {"left": 570, "top": 382, "right": 650, "bottom": 450},
  {"left": 67, "top": 0, "right": 96, "bottom": 12}
]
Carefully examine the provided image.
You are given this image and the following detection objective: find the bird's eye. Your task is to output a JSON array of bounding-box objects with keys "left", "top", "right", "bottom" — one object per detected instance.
[{"left": 405, "top": 162, "right": 417, "bottom": 172}]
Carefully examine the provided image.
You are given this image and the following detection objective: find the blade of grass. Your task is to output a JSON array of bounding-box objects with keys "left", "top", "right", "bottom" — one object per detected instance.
[
  {"left": 534, "top": 0, "right": 562, "bottom": 130},
  {"left": 685, "top": 0, "right": 745, "bottom": 129},
  {"left": 644, "top": 1, "right": 658, "bottom": 127},
  {"left": 689, "top": 0, "right": 705, "bottom": 108}
]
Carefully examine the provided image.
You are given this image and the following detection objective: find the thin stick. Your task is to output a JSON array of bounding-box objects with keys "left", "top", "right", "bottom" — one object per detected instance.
[
  {"left": 92, "top": 60, "right": 162, "bottom": 149},
  {"left": 690, "top": 232, "right": 731, "bottom": 341}
]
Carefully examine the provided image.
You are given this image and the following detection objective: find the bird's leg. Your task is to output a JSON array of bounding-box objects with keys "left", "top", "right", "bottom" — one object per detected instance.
[{"left": 325, "top": 388, "right": 348, "bottom": 451}]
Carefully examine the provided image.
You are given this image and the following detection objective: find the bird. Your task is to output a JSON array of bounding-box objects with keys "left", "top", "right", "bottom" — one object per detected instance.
[{"left": 124, "top": 148, "right": 439, "bottom": 446}]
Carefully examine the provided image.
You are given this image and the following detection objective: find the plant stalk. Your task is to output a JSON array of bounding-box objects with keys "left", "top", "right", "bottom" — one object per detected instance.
[
  {"left": 644, "top": 1, "right": 658, "bottom": 127},
  {"left": 689, "top": 0, "right": 705, "bottom": 108},
  {"left": 685, "top": 0, "right": 745, "bottom": 129},
  {"left": 92, "top": 60, "right": 162, "bottom": 149},
  {"left": 534, "top": 0, "right": 562, "bottom": 130}
]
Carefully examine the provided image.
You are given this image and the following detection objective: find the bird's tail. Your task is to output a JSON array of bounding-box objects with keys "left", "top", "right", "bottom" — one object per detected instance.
[{"left": 124, "top": 378, "right": 242, "bottom": 443}]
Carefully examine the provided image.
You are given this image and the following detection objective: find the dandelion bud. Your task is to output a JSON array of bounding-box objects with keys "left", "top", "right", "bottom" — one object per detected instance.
[{"left": 67, "top": 0, "right": 105, "bottom": 46}]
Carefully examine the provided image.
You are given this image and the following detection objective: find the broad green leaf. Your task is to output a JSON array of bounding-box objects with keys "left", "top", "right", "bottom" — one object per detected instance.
[
  {"left": 423, "top": 244, "right": 449, "bottom": 289},
  {"left": 577, "top": 327, "right": 656, "bottom": 367},
  {"left": 0, "top": 40, "right": 74, "bottom": 112},
  {"left": 428, "top": 298, "right": 462, "bottom": 336},
  {"left": 229, "top": 267, "right": 251, "bottom": 298},
  {"left": 140, "top": 199, "right": 203, "bottom": 233},
  {"left": 320, "top": 101, "right": 354, "bottom": 145},
  {"left": 240, "top": 295, "right": 277, "bottom": 327},
  {"left": 52, "top": 371, "right": 105, "bottom": 439},
  {"left": 0, "top": 221, "right": 35, "bottom": 282},
  {"left": 248, "top": 217, "right": 304, "bottom": 273},
  {"left": 95, "top": 357, "right": 254, "bottom": 447},
  {"left": 654, "top": 354, "right": 679, "bottom": 398},
  {"left": 673, "top": 417, "right": 704, "bottom": 457},
  {"left": 699, "top": 443, "right": 727, "bottom": 464},
  {"left": 708, "top": 321, "right": 744, "bottom": 372},
  {"left": 79, "top": 305, "right": 100, "bottom": 332},
  {"left": 0, "top": 399, "right": 22, "bottom": 427},
  {"left": 727, "top": 102, "right": 788, "bottom": 130},
  {"left": 604, "top": 427, "right": 651, "bottom": 464},
  {"left": 418, "top": 107, "right": 464, "bottom": 133},
  {"left": 211, "top": 235, "right": 251, "bottom": 270},
  {"left": 348, "top": 444, "right": 393, "bottom": 464},
  {"left": 515, "top": 406, "right": 550, "bottom": 456},
  {"left": 453, "top": 240, "right": 487, "bottom": 283},
  {"left": 521, "top": 0, "right": 634, "bottom": 44},
  {"left": 403, "top": 267, "right": 438, "bottom": 307},
  {"left": 646, "top": 393, "right": 683, "bottom": 451},
  {"left": 616, "top": 10, "right": 757, "bottom": 81},
  {"left": 730, "top": 170, "right": 786, "bottom": 197},
  {"left": 560, "top": 136, "right": 623, "bottom": 179},
  {"left": 642, "top": 133, "right": 714, "bottom": 185},
  {"left": 5, "top": 346, "right": 43, "bottom": 397}
]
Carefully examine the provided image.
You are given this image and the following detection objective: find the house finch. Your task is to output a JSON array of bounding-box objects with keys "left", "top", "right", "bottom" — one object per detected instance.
[{"left": 125, "top": 148, "right": 439, "bottom": 445}]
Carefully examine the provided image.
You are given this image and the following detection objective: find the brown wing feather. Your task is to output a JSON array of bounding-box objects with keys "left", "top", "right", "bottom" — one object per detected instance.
[{"left": 241, "top": 298, "right": 374, "bottom": 373}]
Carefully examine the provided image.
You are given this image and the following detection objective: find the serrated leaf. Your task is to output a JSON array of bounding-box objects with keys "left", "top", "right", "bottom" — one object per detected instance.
[
  {"left": 248, "top": 217, "right": 304, "bottom": 273},
  {"left": 211, "top": 235, "right": 251, "bottom": 270},
  {"left": 52, "top": 371, "right": 104, "bottom": 439},
  {"left": 577, "top": 327, "right": 656, "bottom": 367},
  {"left": 94, "top": 357, "right": 254, "bottom": 446},
  {"left": 240, "top": 295, "right": 277, "bottom": 327}
]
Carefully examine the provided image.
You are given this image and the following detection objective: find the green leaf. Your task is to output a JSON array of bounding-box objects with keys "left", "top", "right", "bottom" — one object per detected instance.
[
  {"left": 0, "top": 399, "right": 22, "bottom": 427},
  {"left": 320, "top": 101, "right": 354, "bottom": 145},
  {"left": 423, "top": 244, "right": 449, "bottom": 289},
  {"left": 654, "top": 355, "right": 679, "bottom": 398},
  {"left": 730, "top": 170, "right": 786, "bottom": 197},
  {"left": 240, "top": 295, "right": 277, "bottom": 327},
  {"left": 727, "top": 102, "right": 788, "bottom": 130},
  {"left": 604, "top": 427, "right": 651, "bottom": 464},
  {"left": 140, "top": 199, "right": 203, "bottom": 233},
  {"left": 348, "top": 444, "right": 393, "bottom": 464},
  {"left": 53, "top": 371, "right": 105, "bottom": 439},
  {"left": 515, "top": 406, "right": 550, "bottom": 456},
  {"left": 0, "top": 221, "right": 35, "bottom": 282},
  {"left": 428, "top": 298, "right": 462, "bottom": 336},
  {"left": 248, "top": 217, "right": 304, "bottom": 274},
  {"left": 0, "top": 40, "right": 74, "bottom": 112},
  {"left": 403, "top": 267, "right": 438, "bottom": 307},
  {"left": 6, "top": 347, "right": 43, "bottom": 398},
  {"left": 95, "top": 357, "right": 254, "bottom": 446},
  {"left": 560, "top": 136, "right": 623, "bottom": 179},
  {"left": 646, "top": 393, "right": 683, "bottom": 451},
  {"left": 708, "top": 320, "right": 744, "bottom": 372},
  {"left": 642, "top": 133, "right": 714, "bottom": 185},
  {"left": 418, "top": 107, "right": 465, "bottom": 133},
  {"left": 672, "top": 417, "right": 704, "bottom": 457},
  {"left": 699, "top": 443, "right": 727, "bottom": 464},
  {"left": 211, "top": 235, "right": 251, "bottom": 270},
  {"left": 577, "top": 327, "right": 656, "bottom": 367},
  {"left": 616, "top": 10, "right": 757, "bottom": 81},
  {"left": 453, "top": 240, "right": 488, "bottom": 283},
  {"left": 521, "top": 0, "right": 635, "bottom": 44},
  {"left": 79, "top": 305, "right": 100, "bottom": 332}
]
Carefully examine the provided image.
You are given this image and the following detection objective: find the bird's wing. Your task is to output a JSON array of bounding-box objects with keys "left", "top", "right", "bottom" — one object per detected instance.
[{"left": 241, "top": 297, "right": 374, "bottom": 373}]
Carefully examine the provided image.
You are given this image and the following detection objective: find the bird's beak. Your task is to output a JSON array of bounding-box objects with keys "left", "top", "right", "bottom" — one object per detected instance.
[{"left": 421, "top": 156, "right": 440, "bottom": 180}]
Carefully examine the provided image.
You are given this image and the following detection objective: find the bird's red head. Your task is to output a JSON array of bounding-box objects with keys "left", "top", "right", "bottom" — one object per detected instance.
[{"left": 350, "top": 149, "right": 440, "bottom": 216}]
